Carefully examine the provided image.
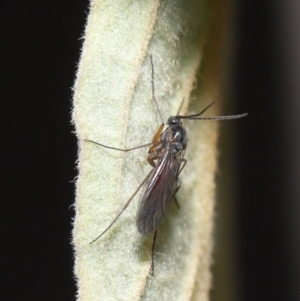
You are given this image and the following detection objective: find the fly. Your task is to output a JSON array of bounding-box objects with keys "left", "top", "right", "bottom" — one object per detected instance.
[{"left": 86, "top": 56, "right": 247, "bottom": 275}]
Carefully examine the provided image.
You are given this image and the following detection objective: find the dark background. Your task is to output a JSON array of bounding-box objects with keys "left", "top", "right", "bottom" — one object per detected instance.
[
  {"left": 2, "top": 2, "right": 88, "bottom": 300},
  {"left": 2, "top": 1, "right": 300, "bottom": 301},
  {"left": 234, "top": 1, "right": 300, "bottom": 301}
]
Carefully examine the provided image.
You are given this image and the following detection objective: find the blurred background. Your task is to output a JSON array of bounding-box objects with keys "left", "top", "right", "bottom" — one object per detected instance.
[{"left": 2, "top": 1, "right": 300, "bottom": 300}]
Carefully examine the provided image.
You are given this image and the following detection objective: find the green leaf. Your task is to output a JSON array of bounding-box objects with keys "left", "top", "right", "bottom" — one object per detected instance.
[{"left": 72, "top": 0, "right": 229, "bottom": 300}]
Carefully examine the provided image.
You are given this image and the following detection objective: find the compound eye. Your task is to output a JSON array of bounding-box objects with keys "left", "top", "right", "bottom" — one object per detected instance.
[{"left": 167, "top": 116, "right": 179, "bottom": 125}]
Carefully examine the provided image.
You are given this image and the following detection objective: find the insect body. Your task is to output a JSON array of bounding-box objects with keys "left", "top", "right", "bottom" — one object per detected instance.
[
  {"left": 137, "top": 115, "right": 187, "bottom": 235},
  {"left": 86, "top": 56, "right": 247, "bottom": 274},
  {"left": 136, "top": 102, "right": 247, "bottom": 236}
]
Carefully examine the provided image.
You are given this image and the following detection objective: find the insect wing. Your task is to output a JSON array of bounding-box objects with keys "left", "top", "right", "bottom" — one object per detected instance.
[{"left": 137, "top": 149, "right": 182, "bottom": 235}]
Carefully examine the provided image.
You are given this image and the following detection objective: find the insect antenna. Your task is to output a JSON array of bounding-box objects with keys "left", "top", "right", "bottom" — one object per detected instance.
[
  {"left": 177, "top": 102, "right": 248, "bottom": 121},
  {"left": 188, "top": 113, "right": 248, "bottom": 120}
]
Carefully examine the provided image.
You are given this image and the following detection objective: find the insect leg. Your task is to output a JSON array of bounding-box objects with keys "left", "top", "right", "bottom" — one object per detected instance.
[
  {"left": 178, "top": 158, "right": 187, "bottom": 176},
  {"left": 172, "top": 177, "right": 182, "bottom": 209},
  {"left": 89, "top": 169, "right": 153, "bottom": 244},
  {"left": 85, "top": 139, "right": 152, "bottom": 152},
  {"left": 150, "top": 55, "right": 164, "bottom": 124},
  {"left": 172, "top": 158, "right": 187, "bottom": 208},
  {"left": 150, "top": 230, "right": 158, "bottom": 276},
  {"left": 174, "top": 196, "right": 180, "bottom": 209},
  {"left": 176, "top": 97, "right": 185, "bottom": 116}
]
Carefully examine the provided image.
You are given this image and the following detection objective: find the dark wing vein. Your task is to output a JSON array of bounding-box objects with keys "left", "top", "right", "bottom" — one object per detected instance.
[{"left": 137, "top": 148, "right": 182, "bottom": 235}]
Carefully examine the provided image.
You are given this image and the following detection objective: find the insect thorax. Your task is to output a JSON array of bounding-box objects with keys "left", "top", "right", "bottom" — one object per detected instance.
[{"left": 163, "top": 124, "right": 187, "bottom": 154}]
